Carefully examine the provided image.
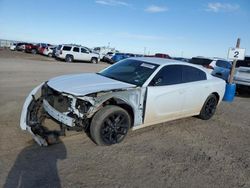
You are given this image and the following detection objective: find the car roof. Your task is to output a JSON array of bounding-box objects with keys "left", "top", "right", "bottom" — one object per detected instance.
[{"left": 129, "top": 57, "right": 189, "bottom": 66}]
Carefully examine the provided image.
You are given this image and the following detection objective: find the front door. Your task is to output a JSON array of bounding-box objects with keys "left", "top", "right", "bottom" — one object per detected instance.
[{"left": 144, "top": 65, "right": 185, "bottom": 125}]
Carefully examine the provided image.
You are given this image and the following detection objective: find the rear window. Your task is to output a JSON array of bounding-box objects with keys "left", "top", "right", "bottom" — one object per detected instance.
[
  {"left": 182, "top": 65, "right": 207, "bottom": 82},
  {"left": 216, "top": 60, "right": 231, "bottom": 69},
  {"left": 62, "top": 46, "right": 72, "bottom": 51},
  {"left": 236, "top": 57, "right": 250, "bottom": 68},
  {"left": 190, "top": 58, "right": 212, "bottom": 65}
]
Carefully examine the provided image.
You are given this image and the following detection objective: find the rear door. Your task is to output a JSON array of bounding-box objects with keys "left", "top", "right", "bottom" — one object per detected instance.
[
  {"left": 181, "top": 65, "right": 209, "bottom": 115},
  {"left": 72, "top": 47, "right": 80, "bottom": 60}
]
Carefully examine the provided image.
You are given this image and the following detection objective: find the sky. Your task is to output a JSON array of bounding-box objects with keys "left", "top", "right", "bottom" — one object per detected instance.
[{"left": 0, "top": 0, "right": 249, "bottom": 58}]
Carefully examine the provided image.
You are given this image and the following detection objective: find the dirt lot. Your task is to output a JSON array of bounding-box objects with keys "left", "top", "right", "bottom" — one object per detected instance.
[{"left": 0, "top": 49, "right": 250, "bottom": 188}]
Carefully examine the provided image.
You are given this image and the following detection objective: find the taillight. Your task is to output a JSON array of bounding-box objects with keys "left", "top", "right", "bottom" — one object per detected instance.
[{"left": 60, "top": 50, "right": 62, "bottom": 54}]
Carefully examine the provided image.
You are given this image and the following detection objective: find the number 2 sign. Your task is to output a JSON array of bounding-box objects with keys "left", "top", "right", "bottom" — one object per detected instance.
[{"left": 228, "top": 48, "right": 246, "bottom": 60}]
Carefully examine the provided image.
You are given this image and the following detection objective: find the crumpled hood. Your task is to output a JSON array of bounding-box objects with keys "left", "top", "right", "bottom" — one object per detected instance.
[{"left": 47, "top": 73, "right": 136, "bottom": 96}]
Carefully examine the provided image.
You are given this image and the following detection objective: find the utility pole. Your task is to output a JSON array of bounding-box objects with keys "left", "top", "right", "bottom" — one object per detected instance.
[{"left": 229, "top": 38, "right": 240, "bottom": 84}]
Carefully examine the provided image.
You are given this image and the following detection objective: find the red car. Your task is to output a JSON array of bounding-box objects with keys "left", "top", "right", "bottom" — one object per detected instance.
[
  {"left": 37, "top": 43, "right": 51, "bottom": 54},
  {"left": 25, "top": 43, "right": 38, "bottom": 54},
  {"left": 145, "top": 53, "right": 171, "bottom": 59}
]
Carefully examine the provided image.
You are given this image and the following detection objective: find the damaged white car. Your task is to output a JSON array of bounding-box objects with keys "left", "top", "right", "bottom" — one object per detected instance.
[{"left": 20, "top": 57, "right": 226, "bottom": 146}]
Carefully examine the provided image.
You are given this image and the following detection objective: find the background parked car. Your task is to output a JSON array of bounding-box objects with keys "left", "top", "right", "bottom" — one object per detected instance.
[
  {"left": 106, "top": 53, "right": 135, "bottom": 64},
  {"left": 9, "top": 43, "right": 17, "bottom": 51},
  {"left": 25, "top": 43, "right": 38, "bottom": 54},
  {"left": 102, "top": 52, "right": 114, "bottom": 62},
  {"left": 211, "top": 60, "right": 232, "bottom": 82},
  {"left": 189, "top": 57, "right": 231, "bottom": 79},
  {"left": 55, "top": 44, "right": 100, "bottom": 63},
  {"left": 16, "top": 42, "right": 28, "bottom": 51},
  {"left": 172, "top": 57, "right": 190, "bottom": 62},
  {"left": 92, "top": 46, "right": 116, "bottom": 60},
  {"left": 43, "top": 46, "right": 56, "bottom": 57},
  {"left": 145, "top": 53, "right": 171, "bottom": 59},
  {"left": 234, "top": 56, "right": 250, "bottom": 93},
  {"left": 37, "top": 43, "right": 51, "bottom": 54}
]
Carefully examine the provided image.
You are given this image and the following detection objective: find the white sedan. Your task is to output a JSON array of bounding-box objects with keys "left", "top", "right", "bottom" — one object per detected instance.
[
  {"left": 43, "top": 46, "right": 56, "bottom": 57},
  {"left": 20, "top": 57, "right": 226, "bottom": 146}
]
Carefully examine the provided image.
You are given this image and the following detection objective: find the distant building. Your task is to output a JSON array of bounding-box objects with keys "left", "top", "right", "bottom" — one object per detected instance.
[{"left": 0, "top": 39, "right": 21, "bottom": 47}]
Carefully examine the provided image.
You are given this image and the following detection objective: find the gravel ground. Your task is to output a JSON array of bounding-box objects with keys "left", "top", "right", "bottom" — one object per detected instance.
[{"left": 0, "top": 49, "right": 250, "bottom": 188}]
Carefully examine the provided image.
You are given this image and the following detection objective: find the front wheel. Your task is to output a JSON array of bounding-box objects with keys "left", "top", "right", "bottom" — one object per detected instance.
[
  {"left": 90, "top": 105, "right": 131, "bottom": 146},
  {"left": 198, "top": 94, "right": 218, "bottom": 120},
  {"left": 91, "top": 57, "right": 98, "bottom": 64}
]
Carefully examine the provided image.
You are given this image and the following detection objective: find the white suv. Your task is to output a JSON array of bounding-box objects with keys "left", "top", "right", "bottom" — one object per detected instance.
[{"left": 55, "top": 45, "right": 100, "bottom": 63}]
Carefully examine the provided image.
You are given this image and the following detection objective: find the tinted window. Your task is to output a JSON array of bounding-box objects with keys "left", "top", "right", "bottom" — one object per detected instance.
[
  {"left": 236, "top": 57, "right": 250, "bottom": 68},
  {"left": 150, "top": 65, "right": 182, "bottom": 86},
  {"left": 73, "top": 47, "right": 79, "bottom": 52},
  {"left": 99, "top": 59, "right": 159, "bottom": 86},
  {"left": 62, "top": 46, "right": 71, "bottom": 51},
  {"left": 216, "top": 60, "right": 231, "bottom": 69},
  {"left": 182, "top": 65, "right": 206, "bottom": 83},
  {"left": 190, "top": 58, "right": 212, "bottom": 65},
  {"left": 81, "top": 48, "right": 88, "bottom": 53}
]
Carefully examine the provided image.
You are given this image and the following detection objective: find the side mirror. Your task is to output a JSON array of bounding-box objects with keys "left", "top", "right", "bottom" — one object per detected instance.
[{"left": 150, "top": 77, "right": 163, "bottom": 86}]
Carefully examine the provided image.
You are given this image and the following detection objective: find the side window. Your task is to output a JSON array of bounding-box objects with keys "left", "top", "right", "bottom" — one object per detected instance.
[
  {"left": 182, "top": 65, "right": 206, "bottom": 83},
  {"left": 81, "top": 48, "right": 88, "bottom": 53},
  {"left": 62, "top": 46, "right": 72, "bottom": 51},
  {"left": 73, "top": 47, "right": 79, "bottom": 52},
  {"left": 150, "top": 65, "right": 182, "bottom": 86}
]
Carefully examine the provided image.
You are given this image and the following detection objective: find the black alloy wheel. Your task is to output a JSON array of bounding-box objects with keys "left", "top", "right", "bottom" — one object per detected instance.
[{"left": 90, "top": 105, "right": 131, "bottom": 145}]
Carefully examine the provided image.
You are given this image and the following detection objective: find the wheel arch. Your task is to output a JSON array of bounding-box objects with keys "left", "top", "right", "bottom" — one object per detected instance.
[
  {"left": 211, "top": 92, "right": 220, "bottom": 103},
  {"left": 98, "top": 97, "right": 135, "bottom": 128}
]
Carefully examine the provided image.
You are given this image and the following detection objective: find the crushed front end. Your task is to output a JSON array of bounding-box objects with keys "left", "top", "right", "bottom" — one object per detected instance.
[{"left": 20, "top": 83, "right": 92, "bottom": 146}]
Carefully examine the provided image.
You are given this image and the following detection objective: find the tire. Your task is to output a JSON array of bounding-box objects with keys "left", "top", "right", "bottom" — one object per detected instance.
[
  {"left": 91, "top": 57, "right": 98, "bottom": 64},
  {"left": 90, "top": 105, "right": 131, "bottom": 146},
  {"left": 65, "top": 55, "right": 73, "bottom": 63},
  {"left": 198, "top": 94, "right": 218, "bottom": 120},
  {"left": 31, "top": 49, "right": 37, "bottom": 54},
  {"left": 48, "top": 53, "right": 52, "bottom": 58}
]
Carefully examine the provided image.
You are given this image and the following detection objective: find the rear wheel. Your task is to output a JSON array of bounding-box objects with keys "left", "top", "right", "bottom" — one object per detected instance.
[
  {"left": 198, "top": 94, "right": 218, "bottom": 120},
  {"left": 90, "top": 105, "right": 131, "bottom": 145},
  {"left": 31, "top": 49, "right": 37, "bottom": 54},
  {"left": 91, "top": 57, "right": 98, "bottom": 64},
  {"left": 65, "top": 55, "right": 73, "bottom": 63}
]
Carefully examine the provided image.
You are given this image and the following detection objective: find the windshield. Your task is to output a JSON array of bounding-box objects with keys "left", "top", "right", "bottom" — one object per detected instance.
[{"left": 99, "top": 59, "right": 159, "bottom": 86}]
